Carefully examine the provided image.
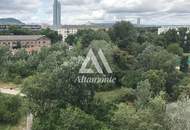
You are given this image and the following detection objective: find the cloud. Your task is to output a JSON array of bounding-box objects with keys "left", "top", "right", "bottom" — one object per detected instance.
[
  {"left": 61, "top": 0, "right": 101, "bottom": 5},
  {"left": 0, "top": 0, "right": 41, "bottom": 13},
  {"left": 166, "top": 0, "right": 190, "bottom": 13},
  {"left": 0, "top": 0, "right": 190, "bottom": 25}
]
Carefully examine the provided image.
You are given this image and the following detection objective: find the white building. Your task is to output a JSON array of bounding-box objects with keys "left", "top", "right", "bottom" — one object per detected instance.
[
  {"left": 57, "top": 24, "right": 111, "bottom": 42},
  {"left": 158, "top": 25, "right": 190, "bottom": 35},
  {"left": 58, "top": 25, "right": 78, "bottom": 42}
]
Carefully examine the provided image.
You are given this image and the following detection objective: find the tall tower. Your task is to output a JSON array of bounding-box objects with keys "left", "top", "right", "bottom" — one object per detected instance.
[
  {"left": 53, "top": 0, "right": 61, "bottom": 27},
  {"left": 137, "top": 18, "right": 141, "bottom": 26}
]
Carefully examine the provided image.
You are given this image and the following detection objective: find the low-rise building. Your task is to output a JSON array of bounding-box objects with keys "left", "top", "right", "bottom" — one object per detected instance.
[
  {"left": 158, "top": 25, "right": 190, "bottom": 35},
  {"left": 0, "top": 35, "right": 51, "bottom": 53},
  {"left": 57, "top": 25, "right": 79, "bottom": 42},
  {"left": 57, "top": 24, "right": 112, "bottom": 42}
]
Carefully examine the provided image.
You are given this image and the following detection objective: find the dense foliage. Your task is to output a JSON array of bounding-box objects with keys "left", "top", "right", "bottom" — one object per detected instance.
[
  {"left": 1, "top": 21, "right": 190, "bottom": 129},
  {"left": 0, "top": 94, "right": 22, "bottom": 124}
]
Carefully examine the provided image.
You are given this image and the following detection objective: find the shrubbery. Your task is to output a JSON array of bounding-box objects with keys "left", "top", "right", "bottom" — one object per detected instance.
[
  {"left": 0, "top": 94, "right": 22, "bottom": 124},
  {"left": 1, "top": 21, "right": 190, "bottom": 129}
]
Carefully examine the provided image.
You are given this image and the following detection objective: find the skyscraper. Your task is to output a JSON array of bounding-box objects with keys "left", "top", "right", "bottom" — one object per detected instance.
[
  {"left": 53, "top": 0, "right": 61, "bottom": 27},
  {"left": 137, "top": 18, "right": 141, "bottom": 26}
]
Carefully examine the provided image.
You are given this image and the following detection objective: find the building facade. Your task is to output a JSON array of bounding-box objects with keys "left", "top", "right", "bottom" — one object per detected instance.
[
  {"left": 53, "top": 0, "right": 61, "bottom": 28},
  {"left": 137, "top": 18, "right": 141, "bottom": 26},
  {"left": 0, "top": 35, "right": 51, "bottom": 53},
  {"left": 57, "top": 24, "right": 111, "bottom": 42},
  {"left": 57, "top": 25, "right": 79, "bottom": 42},
  {"left": 158, "top": 25, "right": 190, "bottom": 35}
]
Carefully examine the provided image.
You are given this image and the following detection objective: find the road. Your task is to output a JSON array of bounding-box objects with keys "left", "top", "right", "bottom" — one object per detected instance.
[{"left": 0, "top": 88, "right": 32, "bottom": 130}]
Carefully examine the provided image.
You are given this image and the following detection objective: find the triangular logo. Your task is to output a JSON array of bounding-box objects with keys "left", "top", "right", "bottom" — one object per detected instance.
[{"left": 79, "top": 49, "right": 112, "bottom": 74}]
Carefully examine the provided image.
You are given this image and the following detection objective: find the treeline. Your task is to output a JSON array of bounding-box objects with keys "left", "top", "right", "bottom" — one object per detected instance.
[{"left": 0, "top": 26, "right": 62, "bottom": 43}]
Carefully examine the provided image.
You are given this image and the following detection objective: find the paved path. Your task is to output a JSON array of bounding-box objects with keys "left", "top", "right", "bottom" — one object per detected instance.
[
  {"left": 0, "top": 88, "right": 25, "bottom": 96},
  {"left": 26, "top": 113, "right": 33, "bottom": 130}
]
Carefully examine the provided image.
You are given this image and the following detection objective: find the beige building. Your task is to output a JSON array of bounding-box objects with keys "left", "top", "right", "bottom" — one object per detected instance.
[
  {"left": 57, "top": 25, "right": 81, "bottom": 42},
  {"left": 0, "top": 35, "right": 51, "bottom": 53},
  {"left": 57, "top": 24, "right": 111, "bottom": 42}
]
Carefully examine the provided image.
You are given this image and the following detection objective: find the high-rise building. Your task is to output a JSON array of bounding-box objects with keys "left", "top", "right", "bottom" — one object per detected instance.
[
  {"left": 53, "top": 0, "right": 61, "bottom": 27},
  {"left": 137, "top": 18, "right": 141, "bottom": 26}
]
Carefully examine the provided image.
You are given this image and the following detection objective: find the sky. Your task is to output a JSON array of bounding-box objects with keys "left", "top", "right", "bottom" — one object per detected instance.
[{"left": 0, "top": 0, "right": 190, "bottom": 25}]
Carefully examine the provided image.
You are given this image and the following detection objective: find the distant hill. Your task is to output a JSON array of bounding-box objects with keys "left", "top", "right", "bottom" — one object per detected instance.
[{"left": 0, "top": 18, "right": 24, "bottom": 25}]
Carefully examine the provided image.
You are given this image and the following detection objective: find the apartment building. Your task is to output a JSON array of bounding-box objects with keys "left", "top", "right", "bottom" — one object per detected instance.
[
  {"left": 57, "top": 24, "right": 112, "bottom": 42},
  {"left": 0, "top": 35, "right": 51, "bottom": 53}
]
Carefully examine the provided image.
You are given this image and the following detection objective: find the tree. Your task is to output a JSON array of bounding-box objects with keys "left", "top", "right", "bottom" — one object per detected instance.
[
  {"left": 0, "top": 94, "right": 22, "bottom": 124},
  {"left": 180, "top": 56, "right": 189, "bottom": 73},
  {"left": 95, "top": 30, "right": 111, "bottom": 43},
  {"left": 40, "top": 28, "right": 62, "bottom": 43},
  {"left": 57, "top": 106, "right": 108, "bottom": 130},
  {"left": 87, "top": 40, "right": 116, "bottom": 65},
  {"left": 75, "top": 29, "right": 111, "bottom": 48},
  {"left": 23, "top": 57, "right": 96, "bottom": 114},
  {"left": 135, "top": 80, "right": 152, "bottom": 109},
  {"left": 0, "top": 46, "right": 12, "bottom": 81},
  {"left": 167, "top": 43, "right": 183, "bottom": 56},
  {"left": 109, "top": 21, "right": 137, "bottom": 49},
  {"left": 111, "top": 97, "right": 167, "bottom": 130},
  {"left": 161, "top": 29, "right": 179, "bottom": 48},
  {"left": 137, "top": 45, "right": 178, "bottom": 73},
  {"left": 8, "top": 26, "right": 33, "bottom": 35},
  {"left": 65, "top": 34, "right": 78, "bottom": 45},
  {"left": 121, "top": 70, "right": 142, "bottom": 88},
  {"left": 142, "top": 70, "right": 167, "bottom": 95},
  {"left": 13, "top": 49, "right": 29, "bottom": 60},
  {"left": 32, "top": 106, "right": 109, "bottom": 130}
]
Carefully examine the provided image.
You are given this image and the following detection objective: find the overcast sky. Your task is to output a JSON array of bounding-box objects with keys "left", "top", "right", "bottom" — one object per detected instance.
[{"left": 0, "top": 0, "right": 190, "bottom": 25}]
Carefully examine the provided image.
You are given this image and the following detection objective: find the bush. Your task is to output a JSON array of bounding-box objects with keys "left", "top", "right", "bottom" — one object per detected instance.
[
  {"left": 0, "top": 94, "right": 22, "bottom": 124},
  {"left": 85, "top": 99, "right": 116, "bottom": 122},
  {"left": 32, "top": 106, "right": 109, "bottom": 130},
  {"left": 111, "top": 94, "right": 167, "bottom": 130},
  {"left": 95, "top": 88, "right": 136, "bottom": 103}
]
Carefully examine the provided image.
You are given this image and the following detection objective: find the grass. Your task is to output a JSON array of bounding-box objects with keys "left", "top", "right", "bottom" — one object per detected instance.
[
  {"left": 0, "top": 81, "right": 18, "bottom": 89},
  {"left": 95, "top": 88, "right": 135, "bottom": 103},
  {"left": 0, "top": 117, "right": 26, "bottom": 130}
]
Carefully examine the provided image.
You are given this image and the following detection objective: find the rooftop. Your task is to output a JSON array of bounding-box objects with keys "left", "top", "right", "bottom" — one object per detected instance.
[
  {"left": 0, "top": 35, "right": 47, "bottom": 41},
  {"left": 60, "top": 23, "right": 114, "bottom": 29}
]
